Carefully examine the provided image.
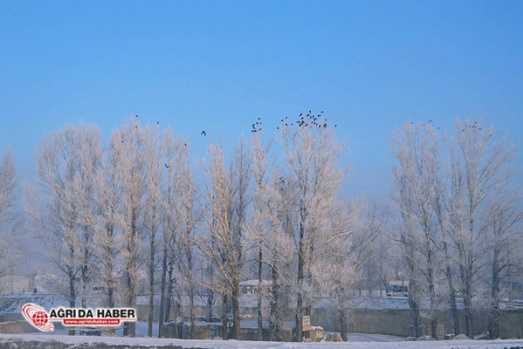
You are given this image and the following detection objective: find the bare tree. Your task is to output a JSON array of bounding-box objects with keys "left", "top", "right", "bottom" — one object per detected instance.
[
  {"left": 448, "top": 118, "right": 515, "bottom": 337},
  {"left": 390, "top": 122, "right": 444, "bottom": 338},
  {"left": 279, "top": 113, "right": 345, "bottom": 341},
  {"left": 198, "top": 138, "right": 250, "bottom": 340},
  {"left": 483, "top": 187, "right": 522, "bottom": 338},
  {"left": 109, "top": 118, "right": 147, "bottom": 337},
  {"left": 315, "top": 198, "right": 370, "bottom": 341},
  {"left": 262, "top": 172, "right": 298, "bottom": 341},
  {"left": 171, "top": 133, "right": 200, "bottom": 338},
  {"left": 140, "top": 124, "right": 164, "bottom": 337},
  {"left": 247, "top": 133, "right": 274, "bottom": 340},
  {"left": 0, "top": 149, "right": 18, "bottom": 282},
  {"left": 27, "top": 124, "right": 102, "bottom": 335},
  {"left": 360, "top": 204, "right": 395, "bottom": 297},
  {"left": 158, "top": 129, "right": 183, "bottom": 337},
  {"left": 91, "top": 149, "right": 120, "bottom": 310}
]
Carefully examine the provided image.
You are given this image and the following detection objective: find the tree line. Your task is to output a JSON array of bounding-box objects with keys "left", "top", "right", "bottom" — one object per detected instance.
[{"left": 0, "top": 114, "right": 521, "bottom": 341}]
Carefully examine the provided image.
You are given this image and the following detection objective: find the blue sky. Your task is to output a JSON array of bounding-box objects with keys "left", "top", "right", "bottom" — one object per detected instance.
[{"left": 1, "top": 1, "right": 522, "bottom": 198}]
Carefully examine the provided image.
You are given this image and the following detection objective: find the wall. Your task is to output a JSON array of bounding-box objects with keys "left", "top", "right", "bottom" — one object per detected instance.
[{"left": 311, "top": 307, "right": 523, "bottom": 339}]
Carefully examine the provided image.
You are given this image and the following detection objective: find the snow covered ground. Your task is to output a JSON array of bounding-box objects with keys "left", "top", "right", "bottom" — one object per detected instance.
[
  {"left": 1, "top": 332, "right": 523, "bottom": 348},
  {"left": 0, "top": 322, "right": 522, "bottom": 349}
]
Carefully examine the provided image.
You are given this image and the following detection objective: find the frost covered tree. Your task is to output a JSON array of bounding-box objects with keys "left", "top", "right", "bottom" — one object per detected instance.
[
  {"left": 314, "top": 199, "right": 369, "bottom": 341},
  {"left": 279, "top": 112, "right": 346, "bottom": 341},
  {"left": 0, "top": 149, "right": 18, "bottom": 282},
  {"left": 171, "top": 133, "right": 200, "bottom": 339},
  {"left": 198, "top": 138, "right": 250, "bottom": 340},
  {"left": 27, "top": 123, "right": 102, "bottom": 335},
  {"left": 91, "top": 147, "right": 120, "bottom": 310},
  {"left": 158, "top": 129, "right": 184, "bottom": 337},
  {"left": 448, "top": 118, "right": 515, "bottom": 337},
  {"left": 109, "top": 118, "right": 147, "bottom": 337},
  {"left": 390, "top": 122, "right": 444, "bottom": 338},
  {"left": 247, "top": 133, "right": 275, "bottom": 340},
  {"left": 141, "top": 124, "right": 164, "bottom": 337},
  {"left": 483, "top": 188, "right": 522, "bottom": 338}
]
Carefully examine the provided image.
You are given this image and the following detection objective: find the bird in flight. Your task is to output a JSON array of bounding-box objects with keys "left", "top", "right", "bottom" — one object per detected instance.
[
  {"left": 164, "top": 164, "right": 170, "bottom": 168},
  {"left": 201, "top": 131, "right": 206, "bottom": 136}
]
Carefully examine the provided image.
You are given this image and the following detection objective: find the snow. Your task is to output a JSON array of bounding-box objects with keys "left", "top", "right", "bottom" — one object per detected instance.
[
  {"left": 240, "top": 280, "right": 272, "bottom": 286},
  {"left": 1, "top": 332, "right": 523, "bottom": 348},
  {"left": 1, "top": 322, "right": 522, "bottom": 349}
]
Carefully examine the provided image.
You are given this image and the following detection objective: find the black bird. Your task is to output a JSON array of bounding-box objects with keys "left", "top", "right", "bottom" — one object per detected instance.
[
  {"left": 258, "top": 117, "right": 261, "bottom": 120},
  {"left": 201, "top": 131, "right": 206, "bottom": 136},
  {"left": 299, "top": 113, "right": 302, "bottom": 116},
  {"left": 165, "top": 164, "right": 170, "bottom": 168},
  {"left": 184, "top": 143, "right": 187, "bottom": 146},
  {"left": 157, "top": 121, "right": 159, "bottom": 124},
  {"left": 135, "top": 115, "right": 138, "bottom": 118},
  {"left": 252, "top": 123, "right": 256, "bottom": 129}
]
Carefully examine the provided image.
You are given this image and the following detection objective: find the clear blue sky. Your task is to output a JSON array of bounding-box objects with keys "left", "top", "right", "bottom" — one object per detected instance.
[{"left": 1, "top": 1, "right": 522, "bottom": 198}]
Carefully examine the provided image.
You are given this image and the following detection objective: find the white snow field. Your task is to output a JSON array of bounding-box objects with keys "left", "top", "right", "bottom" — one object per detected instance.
[
  {"left": 0, "top": 333, "right": 523, "bottom": 349},
  {"left": 1, "top": 332, "right": 523, "bottom": 349}
]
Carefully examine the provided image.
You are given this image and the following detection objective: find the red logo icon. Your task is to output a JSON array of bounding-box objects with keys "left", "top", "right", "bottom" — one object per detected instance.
[{"left": 22, "top": 303, "right": 53, "bottom": 332}]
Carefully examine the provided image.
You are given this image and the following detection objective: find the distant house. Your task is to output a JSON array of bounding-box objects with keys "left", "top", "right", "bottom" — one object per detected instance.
[{"left": 240, "top": 280, "right": 272, "bottom": 296}]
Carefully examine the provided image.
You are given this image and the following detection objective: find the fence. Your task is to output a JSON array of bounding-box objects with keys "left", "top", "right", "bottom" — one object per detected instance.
[{"left": 312, "top": 307, "right": 523, "bottom": 339}]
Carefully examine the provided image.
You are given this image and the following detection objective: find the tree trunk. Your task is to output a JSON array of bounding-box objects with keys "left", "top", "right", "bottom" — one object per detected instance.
[
  {"left": 408, "top": 279, "right": 421, "bottom": 338},
  {"left": 189, "top": 283, "right": 195, "bottom": 339},
  {"left": 443, "top": 241, "right": 460, "bottom": 336},
  {"left": 269, "top": 263, "right": 280, "bottom": 341},
  {"left": 257, "top": 243, "right": 263, "bottom": 341},
  {"left": 295, "top": 202, "right": 306, "bottom": 342},
  {"left": 68, "top": 246, "right": 76, "bottom": 336},
  {"left": 489, "top": 245, "right": 501, "bottom": 338},
  {"left": 148, "top": 235, "right": 155, "bottom": 337},
  {"left": 206, "top": 265, "right": 214, "bottom": 322},
  {"left": 222, "top": 294, "right": 229, "bottom": 340},
  {"left": 337, "top": 286, "right": 348, "bottom": 341},
  {"left": 158, "top": 245, "right": 167, "bottom": 337},
  {"left": 231, "top": 283, "right": 241, "bottom": 340}
]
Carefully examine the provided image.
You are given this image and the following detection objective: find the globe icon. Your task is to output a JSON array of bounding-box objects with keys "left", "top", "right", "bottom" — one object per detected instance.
[{"left": 32, "top": 310, "right": 48, "bottom": 326}]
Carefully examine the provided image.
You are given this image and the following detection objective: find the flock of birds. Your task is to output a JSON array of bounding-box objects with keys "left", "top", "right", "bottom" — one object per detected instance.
[
  {"left": 133, "top": 113, "right": 208, "bottom": 136},
  {"left": 131, "top": 111, "right": 338, "bottom": 168},
  {"left": 410, "top": 119, "right": 492, "bottom": 137},
  {"left": 278, "top": 110, "right": 336, "bottom": 130},
  {"left": 128, "top": 113, "right": 495, "bottom": 171},
  {"left": 411, "top": 119, "right": 440, "bottom": 129},
  {"left": 252, "top": 111, "right": 337, "bottom": 133}
]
